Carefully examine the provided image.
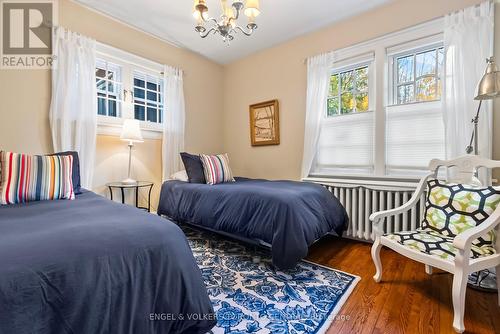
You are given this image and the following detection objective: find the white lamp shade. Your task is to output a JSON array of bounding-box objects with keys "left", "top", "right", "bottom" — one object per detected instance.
[{"left": 120, "top": 119, "right": 144, "bottom": 143}]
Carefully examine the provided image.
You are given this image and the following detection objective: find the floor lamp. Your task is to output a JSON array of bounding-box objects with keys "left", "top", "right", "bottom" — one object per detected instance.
[{"left": 466, "top": 57, "right": 500, "bottom": 291}]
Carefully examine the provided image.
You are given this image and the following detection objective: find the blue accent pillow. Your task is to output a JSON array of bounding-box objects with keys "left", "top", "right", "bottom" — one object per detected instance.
[
  {"left": 50, "top": 151, "right": 82, "bottom": 194},
  {"left": 180, "top": 152, "right": 206, "bottom": 184}
]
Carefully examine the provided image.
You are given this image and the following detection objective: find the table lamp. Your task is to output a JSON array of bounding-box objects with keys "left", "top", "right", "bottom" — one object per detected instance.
[{"left": 120, "top": 119, "right": 143, "bottom": 184}]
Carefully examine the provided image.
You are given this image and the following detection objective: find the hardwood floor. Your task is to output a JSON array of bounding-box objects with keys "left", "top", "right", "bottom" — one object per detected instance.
[{"left": 306, "top": 236, "right": 500, "bottom": 334}]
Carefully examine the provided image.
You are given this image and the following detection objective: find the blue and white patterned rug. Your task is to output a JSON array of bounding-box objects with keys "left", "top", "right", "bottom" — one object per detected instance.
[{"left": 182, "top": 225, "right": 360, "bottom": 334}]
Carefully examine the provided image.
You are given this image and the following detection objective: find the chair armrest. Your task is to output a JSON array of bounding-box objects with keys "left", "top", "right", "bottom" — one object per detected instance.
[
  {"left": 453, "top": 207, "right": 500, "bottom": 250},
  {"left": 369, "top": 173, "right": 432, "bottom": 224}
]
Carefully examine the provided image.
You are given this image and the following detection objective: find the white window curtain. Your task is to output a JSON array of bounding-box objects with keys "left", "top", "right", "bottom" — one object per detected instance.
[
  {"left": 162, "top": 65, "right": 186, "bottom": 181},
  {"left": 49, "top": 27, "right": 97, "bottom": 189},
  {"left": 301, "top": 52, "right": 335, "bottom": 178},
  {"left": 443, "top": 1, "right": 494, "bottom": 160}
]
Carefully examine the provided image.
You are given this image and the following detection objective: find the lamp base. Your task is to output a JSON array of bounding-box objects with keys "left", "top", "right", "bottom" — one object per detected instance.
[
  {"left": 122, "top": 178, "right": 137, "bottom": 185},
  {"left": 468, "top": 269, "right": 497, "bottom": 292}
]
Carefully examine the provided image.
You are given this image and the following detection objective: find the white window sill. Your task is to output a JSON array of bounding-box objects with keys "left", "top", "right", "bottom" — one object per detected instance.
[
  {"left": 97, "top": 115, "right": 162, "bottom": 140},
  {"left": 303, "top": 174, "right": 423, "bottom": 190}
]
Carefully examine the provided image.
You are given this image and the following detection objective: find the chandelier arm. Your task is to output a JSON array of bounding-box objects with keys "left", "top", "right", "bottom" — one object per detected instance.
[
  {"left": 235, "top": 25, "right": 254, "bottom": 36},
  {"left": 201, "top": 15, "right": 219, "bottom": 25},
  {"left": 233, "top": 6, "right": 241, "bottom": 20},
  {"left": 199, "top": 27, "right": 217, "bottom": 38}
]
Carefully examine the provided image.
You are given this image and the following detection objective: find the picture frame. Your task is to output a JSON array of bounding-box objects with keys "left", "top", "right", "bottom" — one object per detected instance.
[{"left": 249, "top": 99, "right": 280, "bottom": 146}]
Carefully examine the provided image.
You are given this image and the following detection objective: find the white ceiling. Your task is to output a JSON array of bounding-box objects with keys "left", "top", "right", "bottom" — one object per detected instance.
[{"left": 75, "top": 0, "right": 392, "bottom": 64}]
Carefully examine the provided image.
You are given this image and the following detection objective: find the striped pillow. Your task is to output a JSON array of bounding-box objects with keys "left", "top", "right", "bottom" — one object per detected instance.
[
  {"left": 0, "top": 151, "right": 75, "bottom": 205},
  {"left": 200, "top": 154, "right": 235, "bottom": 185}
]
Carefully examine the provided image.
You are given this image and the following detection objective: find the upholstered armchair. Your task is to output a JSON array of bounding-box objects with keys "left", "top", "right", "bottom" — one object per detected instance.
[{"left": 369, "top": 156, "right": 500, "bottom": 333}]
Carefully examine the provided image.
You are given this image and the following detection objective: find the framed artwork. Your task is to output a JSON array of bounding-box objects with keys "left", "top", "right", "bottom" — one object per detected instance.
[{"left": 249, "top": 99, "right": 280, "bottom": 146}]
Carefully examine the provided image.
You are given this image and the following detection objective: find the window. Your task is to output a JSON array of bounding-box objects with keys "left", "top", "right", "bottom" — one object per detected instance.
[
  {"left": 133, "top": 72, "right": 163, "bottom": 124},
  {"left": 95, "top": 43, "right": 165, "bottom": 137},
  {"left": 315, "top": 57, "right": 375, "bottom": 175},
  {"left": 393, "top": 46, "right": 444, "bottom": 105},
  {"left": 387, "top": 43, "right": 445, "bottom": 176},
  {"left": 327, "top": 65, "right": 369, "bottom": 116},
  {"left": 310, "top": 21, "right": 446, "bottom": 179},
  {"left": 96, "top": 59, "right": 122, "bottom": 117}
]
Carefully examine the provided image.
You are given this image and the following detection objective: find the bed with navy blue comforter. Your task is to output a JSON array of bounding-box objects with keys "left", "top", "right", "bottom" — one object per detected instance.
[
  {"left": 158, "top": 177, "right": 348, "bottom": 269},
  {"left": 0, "top": 190, "right": 215, "bottom": 334}
]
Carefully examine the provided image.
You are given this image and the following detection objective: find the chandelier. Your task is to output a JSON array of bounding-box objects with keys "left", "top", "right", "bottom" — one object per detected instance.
[{"left": 192, "top": 0, "right": 260, "bottom": 43}]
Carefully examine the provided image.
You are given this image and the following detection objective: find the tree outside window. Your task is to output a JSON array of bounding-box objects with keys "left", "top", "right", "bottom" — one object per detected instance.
[{"left": 327, "top": 65, "right": 369, "bottom": 117}]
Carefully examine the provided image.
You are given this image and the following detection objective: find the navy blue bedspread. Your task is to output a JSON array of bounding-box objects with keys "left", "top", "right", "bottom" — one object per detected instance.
[
  {"left": 158, "top": 178, "right": 348, "bottom": 269},
  {"left": 0, "top": 190, "right": 215, "bottom": 334}
]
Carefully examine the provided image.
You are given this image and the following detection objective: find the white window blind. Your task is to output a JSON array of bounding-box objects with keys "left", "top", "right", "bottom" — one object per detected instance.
[
  {"left": 314, "top": 111, "right": 374, "bottom": 175},
  {"left": 386, "top": 101, "right": 445, "bottom": 175}
]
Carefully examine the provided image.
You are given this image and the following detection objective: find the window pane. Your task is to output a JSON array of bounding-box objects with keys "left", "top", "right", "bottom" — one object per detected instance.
[
  {"left": 108, "top": 99, "right": 117, "bottom": 117},
  {"left": 147, "top": 107, "right": 157, "bottom": 123},
  {"left": 397, "top": 84, "right": 414, "bottom": 104},
  {"left": 96, "top": 78, "right": 106, "bottom": 91},
  {"left": 96, "top": 68, "right": 106, "bottom": 78},
  {"left": 134, "top": 104, "right": 145, "bottom": 121},
  {"left": 147, "top": 91, "right": 158, "bottom": 102},
  {"left": 97, "top": 97, "right": 106, "bottom": 115},
  {"left": 159, "top": 106, "right": 163, "bottom": 123},
  {"left": 341, "top": 92, "right": 354, "bottom": 114},
  {"left": 107, "top": 81, "right": 115, "bottom": 93},
  {"left": 355, "top": 93, "right": 369, "bottom": 112},
  {"left": 340, "top": 70, "right": 354, "bottom": 92},
  {"left": 436, "top": 78, "right": 442, "bottom": 100},
  {"left": 416, "top": 76, "right": 437, "bottom": 101},
  {"left": 134, "top": 78, "right": 145, "bottom": 88},
  {"left": 397, "top": 56, "right": 414, "bottom": 83},
  {"left": 327, "top": 97, "right": 339, "bottom": 117},
  {"left": 147, "top": 82, "right": 157, "bottom": 91},
  {"left": 134, "top": 88, "right": 145, "bottom": 99},
  {"left": 329, "top": 74, "right": 339, "bottom": 96},
  {"left": 106, "top": 70, "right": 114, "bottom": 81},
  {"left": 355, "top": 67, "right": 368, "bottom": 92},
  {"left": 416, "top": 49, "right": 437, "bottom": 78}
]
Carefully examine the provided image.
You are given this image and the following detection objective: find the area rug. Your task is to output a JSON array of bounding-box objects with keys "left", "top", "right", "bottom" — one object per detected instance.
[{"left": 182, "top": 226, "right": 360, "bottom": 334}]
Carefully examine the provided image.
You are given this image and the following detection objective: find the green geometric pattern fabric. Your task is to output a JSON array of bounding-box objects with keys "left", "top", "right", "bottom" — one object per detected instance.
[
  {"left": 386, "top": 230, "right": 496, "bottom": 261},
  {"left": 385, "top": 179, "right": 499, "bottom": 261}
]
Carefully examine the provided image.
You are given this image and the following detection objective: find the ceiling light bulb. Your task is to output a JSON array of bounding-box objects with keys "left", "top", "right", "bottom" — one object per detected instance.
[{"left": 244, "top": 0, "right": 260, "bottom": 18}]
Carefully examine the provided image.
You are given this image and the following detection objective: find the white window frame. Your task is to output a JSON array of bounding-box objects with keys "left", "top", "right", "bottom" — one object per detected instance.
[
  {"left": 132, "top": 70, "right": 164, "bottom": 124},
  {"left": 96, "top": 59, "right": 123, "bottom": 118},
  {"left": 326, "top": 56, "right": 375, "bottom": 117},
  {"left": 96, "top": 43, "right": 164, "bottom": 139},
  {"left": 388, "top": 41, "right": 444, "bottom": 106},
  {"left": 309, "top": 17, "right": 445, "bottom": 181}
]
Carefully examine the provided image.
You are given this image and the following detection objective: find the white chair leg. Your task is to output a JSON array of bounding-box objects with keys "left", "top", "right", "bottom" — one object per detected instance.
[
  {"left": 452, "top": 268, "right": 468, "bottom": 333},
  {"left": 425, "top": 265, "right": 433, "bottom": 275},
  {"left": 371, "top": 237, "right": 383, "bottom": 283}
]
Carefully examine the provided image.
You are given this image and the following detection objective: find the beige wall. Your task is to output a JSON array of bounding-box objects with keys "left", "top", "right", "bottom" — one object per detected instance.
[
  {"left": 0, "top": 0, "right": 225, "bottom": 210},
  {"left": 222, "top": 0, "right": 493, "bottom": 181}
]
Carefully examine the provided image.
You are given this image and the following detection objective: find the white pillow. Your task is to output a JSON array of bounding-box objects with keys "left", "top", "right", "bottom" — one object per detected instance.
[{"left": 170, "top": 170, "right": 188, "bottom": 182}]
